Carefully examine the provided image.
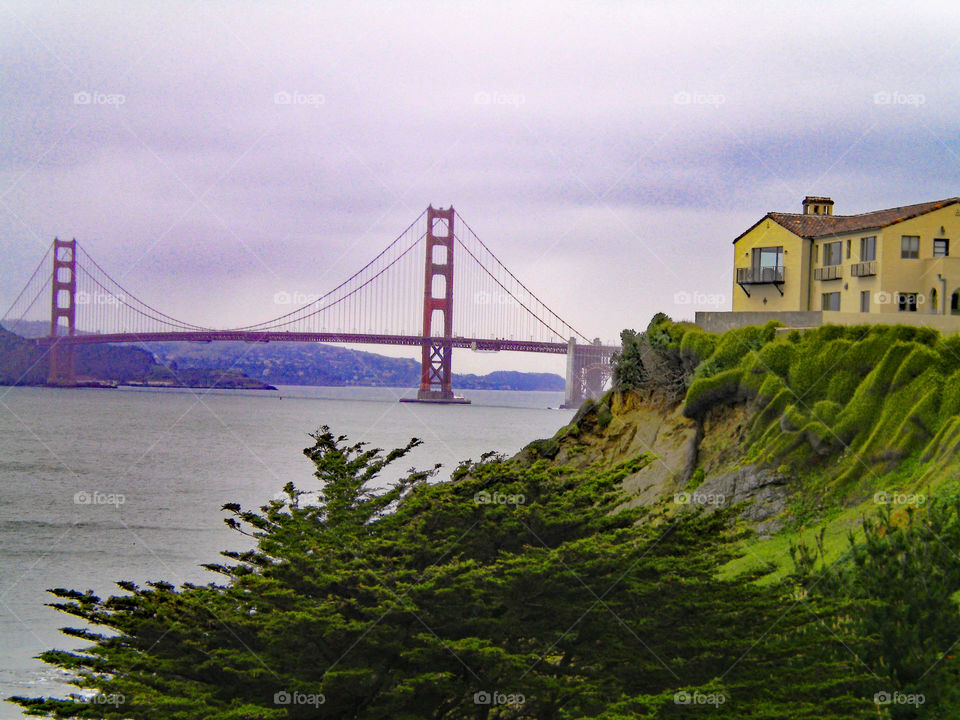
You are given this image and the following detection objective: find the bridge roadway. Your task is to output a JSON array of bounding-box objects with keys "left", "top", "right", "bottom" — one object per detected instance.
[{"left": 34, "top": 331, "right": 571, "bottom": 355}]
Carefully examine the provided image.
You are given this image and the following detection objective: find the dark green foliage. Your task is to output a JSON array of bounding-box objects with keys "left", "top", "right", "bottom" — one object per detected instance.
[
  {"left": 756, "top": 339, "right": 793, "bottom": 378},
  {"left": 611, "top": 329, "right": 648, "bottom": 391},
  {"left": 699, "top": 321, "right": 778, "bottom": 371},
  {"left": 679, "top": 328, "right": 717, "bottom": 366},
  {"left": 611, "top": 316, "right": 705, "bottom": 401},
  {"left": 683, "top": 368, "right": 743, "bottom": 418},
  {"left": 795, "top": 499, "right": 960, "bottom": 718},
  {"left": 527, "top": 436, "right": 560, "bottom": 459},
  {"left": 595, "top": 401, "right": 613, "bottom": 429},
  {"left": 13, "top": 429, "right": 876, "bottom": 719}
]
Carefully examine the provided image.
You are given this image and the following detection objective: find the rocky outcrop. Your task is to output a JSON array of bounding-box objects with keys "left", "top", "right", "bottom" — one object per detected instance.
[
  {"left": 690, "top": 465, "right": 792, "bottom": 537},
  {"left": 518, "top": 390, "right": 795, "bottom": 536}
]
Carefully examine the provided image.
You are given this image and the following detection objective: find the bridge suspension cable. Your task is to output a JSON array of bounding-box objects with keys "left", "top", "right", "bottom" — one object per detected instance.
[
  {"left": 1, "top": 243, "right": 53, "bottom": 336},
  {"left": 453, "top": 212, "right": 591, "bottom": 345},
  {"left": 231, "top": 209, "right": 428, "bottom": 334}
]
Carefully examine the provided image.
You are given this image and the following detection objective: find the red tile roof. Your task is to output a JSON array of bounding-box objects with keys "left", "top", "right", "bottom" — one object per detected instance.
[{"left": 733, "top": 197, "right": 960, "bottom": 243}]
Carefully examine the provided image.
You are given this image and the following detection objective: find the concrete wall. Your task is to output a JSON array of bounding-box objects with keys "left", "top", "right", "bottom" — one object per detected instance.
[
  {"left": 695, "top": 309, "right": 960, "bottom": 336},
  {"left": 695, "top": 311, "right": 823, "bottom": 333},
  {"left": 828, "top": 312, "right": 960, "bottom": 335}
]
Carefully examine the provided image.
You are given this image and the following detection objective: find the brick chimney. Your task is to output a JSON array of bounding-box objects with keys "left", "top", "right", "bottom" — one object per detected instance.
[{"left": 802, "top": 196, "right": 834, "bottom": 216}]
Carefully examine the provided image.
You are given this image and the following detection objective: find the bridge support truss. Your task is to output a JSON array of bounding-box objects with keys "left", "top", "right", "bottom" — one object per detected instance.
[
  {"left": 563, "top": 338, "right": 615, "bottom": 408},
  {"left": 47, "top": 238, "right": 77, "bottom": 386}
]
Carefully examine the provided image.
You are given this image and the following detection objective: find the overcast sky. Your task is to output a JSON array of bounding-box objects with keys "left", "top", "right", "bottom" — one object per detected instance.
[{"left": 3, "top": 1, "right": 960, "bottom": 374}]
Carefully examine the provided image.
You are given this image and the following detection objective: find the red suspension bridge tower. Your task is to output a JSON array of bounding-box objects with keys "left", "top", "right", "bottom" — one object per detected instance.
[
  {"left": 47, "top": 238, "right": 77, "bottom": 386},
  {"left": 406, "top": 206, "right": 469, "bottom": 404}
]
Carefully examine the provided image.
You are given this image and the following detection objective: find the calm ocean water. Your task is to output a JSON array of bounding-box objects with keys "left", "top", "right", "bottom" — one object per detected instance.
[{"left": 0, "top": 384, "right": 572, "bottom": 718}]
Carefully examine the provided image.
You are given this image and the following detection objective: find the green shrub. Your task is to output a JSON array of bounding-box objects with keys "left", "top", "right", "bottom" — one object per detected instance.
[
  {"left": 780, "top": 403, "right": 808, "bottom": 432},
  {"left": 788, "top": 338, "right": 853, "bottom": 401},
  {"left": 825, "top": 371, "right": 860, "bottom": 403},
  {"left": 889, "top": 344, "right": 939, "bottom": 390},
  {"left": 528, "top": 437, "right": 560, "bottom": 459},
  {"left": 757, "top": 339, "right": 794, "bottom": 377},
  {"left": 679, "top": 329, "right": 717, "bottom": 366},
  {"left": 683, "top": 368, "right": 743, "bottom": 418},
  {"left": 939, "top": 370, "right": 960, "bottom": 423},
  {"left": 832, "top": 342, "right": 915, "bottom": 445},
  {"left": 756, "top": 374, "right": 787, "bottom": 404},
  {"left": 812, "top": 400, "right": 841, "bottom": 425},
  {"left": 805, "top": 420, "right": 835, "bottom": 455},
  {"left": 596, "top": 403, "right": 613, "bottom": 429},
  {"left": 749, "top": 387, "right": 795, "bottom": 441}
]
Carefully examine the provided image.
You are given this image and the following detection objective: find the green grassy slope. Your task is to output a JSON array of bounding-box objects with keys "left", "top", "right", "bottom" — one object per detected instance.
[{"left": 538, "top": 317, "right": 960, "bottom": 580}]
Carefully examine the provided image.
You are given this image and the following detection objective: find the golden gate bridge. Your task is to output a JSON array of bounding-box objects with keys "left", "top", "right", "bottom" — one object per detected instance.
[{"left": 2, "top": 207, "right": 616, "bottom": 406}]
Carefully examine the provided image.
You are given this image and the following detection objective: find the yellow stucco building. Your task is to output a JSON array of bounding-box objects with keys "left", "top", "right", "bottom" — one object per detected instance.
[{"left": 731, "top": 196, "right": 960, "bottom": 322}]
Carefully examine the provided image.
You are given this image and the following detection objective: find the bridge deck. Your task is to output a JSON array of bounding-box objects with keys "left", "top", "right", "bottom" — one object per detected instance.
[{"left": 34, "top": 331, "right": 599, "bottom": 355}]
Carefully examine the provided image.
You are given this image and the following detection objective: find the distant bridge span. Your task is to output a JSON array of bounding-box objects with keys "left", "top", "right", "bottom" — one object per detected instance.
[
  {"left": 35, "top": 331, "right": 570, "bottom": 354},
  {"left": 9, "top": 206, "right": 618, "bottom": 406}
]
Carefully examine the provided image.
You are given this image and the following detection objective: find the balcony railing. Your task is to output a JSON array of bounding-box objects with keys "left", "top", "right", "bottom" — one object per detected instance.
[
  {"left": 736, "top": 266, "right": 784, "bottom": 284},
  {"left": 851, "top": 261, "right": 877, "bottom": 277},
  {"left": 814, "top": 265, "right": 843, "bottom": 281}
]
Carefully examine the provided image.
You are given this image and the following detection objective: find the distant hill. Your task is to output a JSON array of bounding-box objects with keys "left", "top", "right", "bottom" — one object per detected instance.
[
  {"left": 147, "top": 341, "right": 566, "bottom": 391},
  {"left": 0, "top": 325, "right": 272, "bottom": 389},
  {"left": 0, "top": 323, "right": 565, "bottom": 391}
]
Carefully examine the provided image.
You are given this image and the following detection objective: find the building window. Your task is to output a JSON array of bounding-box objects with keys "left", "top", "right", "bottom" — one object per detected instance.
[
  {"left": 897, "top": 292, "right": 918, "bottom": 312},
  {"left": 860, "top": 291, "right": 870, "bottom": 313},
  {"left": 860, "top": 236, "right": 876, "bottom": 261},
  {"left": 822, "top": 292, "right": 841, "bottom": 311},
  {"left": 901, "top": 235, "right": 920, "bottom": 258},
  {"left": 751, "top": 246, "right": 783, "bottom": 281},
  {"left": 823, "top": 241, "right": 842, "bottom": 266},
  {"left": 846, "top": 239, "right": 851, "bottom": 259},
  {"left": 934, "top": 238, "right": 949, "bottom": 257}
]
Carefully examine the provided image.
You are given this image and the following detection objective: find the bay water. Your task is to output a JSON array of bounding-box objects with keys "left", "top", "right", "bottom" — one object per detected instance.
[{"left": 0, "top": 384, "right": 572, "bottom": 717}]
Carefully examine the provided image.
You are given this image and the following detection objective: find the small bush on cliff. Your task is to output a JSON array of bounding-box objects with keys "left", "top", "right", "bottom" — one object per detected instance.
[
  {"left": 683, "top": 368, "right": 743, "bottom": 418},
  {"left": 611, "top": 315, "right": 703, "bottom": 401}
]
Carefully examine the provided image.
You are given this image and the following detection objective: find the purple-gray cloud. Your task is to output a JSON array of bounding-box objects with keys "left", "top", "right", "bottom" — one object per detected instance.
[{"left": 3, "top": 0, "right": 960, "bottom": 375}]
